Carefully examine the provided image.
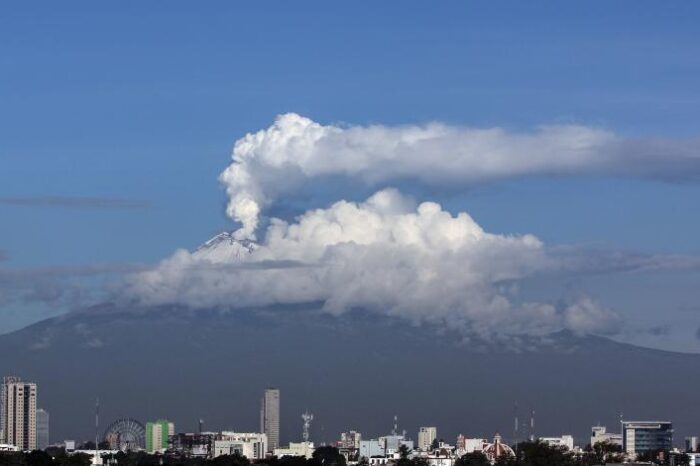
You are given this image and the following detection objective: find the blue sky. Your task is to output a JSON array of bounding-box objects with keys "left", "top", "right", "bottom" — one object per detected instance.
[{"left": 1, "top": 2, "right": 699, "bottom": 350}]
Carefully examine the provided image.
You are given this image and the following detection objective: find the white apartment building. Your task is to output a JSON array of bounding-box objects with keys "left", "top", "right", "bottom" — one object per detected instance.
[
  {"left": 214, "top": 432, "right": 268, "bottom": 460},
  {"left": 539, "top": 435, "right": 575, "bottom": 451}
]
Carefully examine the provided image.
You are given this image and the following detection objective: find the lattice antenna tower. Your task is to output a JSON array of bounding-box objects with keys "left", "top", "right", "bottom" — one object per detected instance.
[{"left": 302, "top": 411, "right": 314, "bottom": 443}]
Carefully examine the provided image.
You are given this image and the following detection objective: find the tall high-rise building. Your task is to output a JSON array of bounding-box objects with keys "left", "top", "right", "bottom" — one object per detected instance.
[
  {"left": 145, "top": 420, "right": 175, "bottom": 453},
  {"left": 1, "top": 376, "right": 37, "bottom": 451},
  {"left": 36, "top": 409, "right": 49, "bottom": 450},
  {"left": 260, "top": 388, "right": 280, "bottom": 452},
  {"left": 418, "top": 427, "right": 437, "bottom": 451}
]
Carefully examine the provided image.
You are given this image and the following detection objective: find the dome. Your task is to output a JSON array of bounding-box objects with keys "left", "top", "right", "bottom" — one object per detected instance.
[{"left": 482, "top": 433, "right": 515, "bottom": 463}]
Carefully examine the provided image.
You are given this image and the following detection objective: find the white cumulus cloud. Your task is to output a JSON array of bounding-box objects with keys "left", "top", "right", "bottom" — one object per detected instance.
[{"left": 126, "top": 188, "right": 621, "bottom": 338}]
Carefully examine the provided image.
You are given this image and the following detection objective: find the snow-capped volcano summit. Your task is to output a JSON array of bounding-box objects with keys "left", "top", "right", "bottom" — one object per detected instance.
[{"left": 193, "top": 231, "right": 258, "bottom": 263}]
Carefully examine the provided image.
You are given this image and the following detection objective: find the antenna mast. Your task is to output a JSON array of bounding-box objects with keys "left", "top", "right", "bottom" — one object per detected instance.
[
  {"left": 302, "top": 411, "right": 313, "bottom": 443},
  {"left": 95, "top": 398, "right": 99, "bottom": 465},
  {"left": 514, "top": 402, "right": 519, "bottom": 444}
]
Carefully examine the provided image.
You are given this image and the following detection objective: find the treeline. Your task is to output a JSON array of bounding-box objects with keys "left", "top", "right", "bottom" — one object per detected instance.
[
  {"left": 0, "top": 446, "right": 347, "bottom": 466},
  {"left": 0, "top": 443, "right": 690, "bottom": 466}
]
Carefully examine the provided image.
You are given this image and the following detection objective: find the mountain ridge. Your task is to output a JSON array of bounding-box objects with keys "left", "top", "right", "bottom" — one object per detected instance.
[{"left": 2, "top": 305, "right": 698, "bottom": 448}]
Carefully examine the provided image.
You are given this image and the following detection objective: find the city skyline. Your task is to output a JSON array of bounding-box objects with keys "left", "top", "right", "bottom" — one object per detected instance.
[{"left": 0, "top": 374, "right": 688, "bottom": 451}]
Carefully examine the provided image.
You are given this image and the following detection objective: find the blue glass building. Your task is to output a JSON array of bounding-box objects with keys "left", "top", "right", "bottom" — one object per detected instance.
[{"left": 622, "top": 421, "right": 673, "bottom": 457}]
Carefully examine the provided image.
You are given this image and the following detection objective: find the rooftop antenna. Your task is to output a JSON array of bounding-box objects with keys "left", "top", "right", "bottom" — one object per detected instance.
[
  {"left": 514, "top": 402, "right": 519, "bottom": 444},
  {"left": 619, "top": 412, "right": 624, "bottom": 437},
  {"left": 302, "top": 411, "right": 314, "bottom": 443}
]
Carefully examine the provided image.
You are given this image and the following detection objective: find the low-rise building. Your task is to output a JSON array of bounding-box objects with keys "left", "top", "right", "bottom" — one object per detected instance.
[
  {"left": 539, "top": 435, "right": 574, "bottom": 451},
  {"left": 274, "top": 441, "right": 315, "bottom": 459},
  {"left": 455, "top": 435, "right": 486, "bottom": 455},
  {"left": 214, "top": 432, "right": 267, "bottom": 460},
  {"left": 591, "top": 425, "right": 623, "bottom": 447},
  {"left": 169, "top": 433, "right": 216, "bottom": 458},
  {"left": 360, "top": 439, "right": 385, "bottom": 458},
  {"left": 685, "top": 452, "right": 700, "bottom": 466}
]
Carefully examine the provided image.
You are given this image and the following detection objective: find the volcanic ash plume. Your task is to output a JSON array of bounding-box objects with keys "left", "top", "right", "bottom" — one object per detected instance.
[{"left": 219, "top": 113, "right": 698, "bottom": 240}]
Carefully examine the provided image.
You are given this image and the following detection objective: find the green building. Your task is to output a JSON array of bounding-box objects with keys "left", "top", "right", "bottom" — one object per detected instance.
[{"left": 145, "top": 420, "right": 174, "bottom": 453}]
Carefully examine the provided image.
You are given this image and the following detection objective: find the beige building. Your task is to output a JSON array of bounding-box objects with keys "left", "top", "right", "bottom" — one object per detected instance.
[
  {"left": 1, "top": 376, "right": 37, "bottom": 451},
  {"left": 418, "top": 427, "right": 437, "bottom": 451},
  {"left": 260, "top": 388, "right": 280, "bottom": 452}
]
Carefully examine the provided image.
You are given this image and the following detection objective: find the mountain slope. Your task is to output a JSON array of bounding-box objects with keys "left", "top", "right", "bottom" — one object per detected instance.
[{"left": 1, "top": 305, "right": 698, "bottom": 447}]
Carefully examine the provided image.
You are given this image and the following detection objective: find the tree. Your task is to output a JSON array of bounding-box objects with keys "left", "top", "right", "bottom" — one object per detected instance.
[
  {"left": 0, "top": 452, "right": 22, "bottom": 466},
  {"left": 274, "top": 456, "right": 307, "bottom": 466},
  {"left": 311, "top": 447, "right": 346, "bottom": 466},
  {"left": 590, "top": 441, "right": 624, "bottom": 464},
  {"left": 493, "top": 455, "right": 515, "bottom": 466},
  {"left": 512, "top": 440, "right": 576, "bottom": 466},
  {"left": 455, "top": 452, "right": 490, "bottom": 466},
  {"left": 26, "top": 450, "right": 54, "bottom": 466},
  {"left": 209, "top": 453, "right": 249, "bottom": 466},
  {"left": 636, "top": 448, "right": 666, "bottom": 464},
  {"left": 430, "top": 439, "right": 440, "bottom": 451},
  {"left": 56, "top": 453, "right": 91, "bottom": 466},
  {"left": 410, "top": 457, "right": 429, "bottom": 466},
  {"left": 394, "top": 445, "right": 412, "bottom": 466}
]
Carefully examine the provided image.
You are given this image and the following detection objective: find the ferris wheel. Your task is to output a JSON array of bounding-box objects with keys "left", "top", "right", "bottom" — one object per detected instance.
[{"left": 103, "top": 418, "right": 146, "bottom": 451}]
